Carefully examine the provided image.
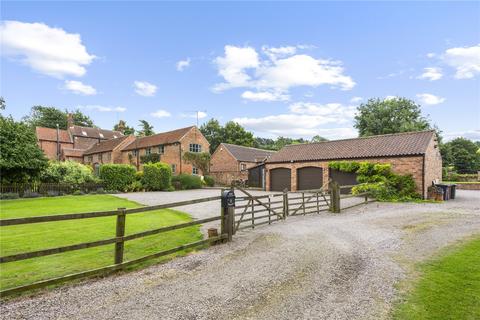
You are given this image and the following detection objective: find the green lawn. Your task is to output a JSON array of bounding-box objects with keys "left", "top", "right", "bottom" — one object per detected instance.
[
  {"left": 393, "top": 236, "right": 480, "bottom": 320},
  {"left": 0, "top": 195, "right": 204, "bottom": 291}
]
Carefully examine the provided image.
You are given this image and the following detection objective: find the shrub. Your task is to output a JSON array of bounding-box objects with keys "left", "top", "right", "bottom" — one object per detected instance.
[
  {"left": 96, "top": 187, "right": 106, "bottom": 194},
  {"left": 72, "top": 190, "right": 85, "bottom": 196},
  {"left": 172, "top": 174, "right": 203, "bottom": 190},
  {"left": 0, "top": 193, "right": 19, "bottom": 200},
  {"left": 40, "top": 161, "right": 98, "bottom": 186},
  {"left": 99, "top": 164, "right": 136, "bottom": 192},
  {"left": 142, "top": 162, "right": 172, "bottom": 191},
  {"left": 140, "top": 153, "right": 161, "bottom": 164},
  {"left": 204, "top": 175, "right": 215, "bottom": 187},
  {"left": 135, "top": 171, "right": 144, "bottom": 181},
  {"left": 23, "top": 191, "right": 41, "bottom": 198},
  {"left": 127, "top": 180, "right": 143, "bottom": 192}
]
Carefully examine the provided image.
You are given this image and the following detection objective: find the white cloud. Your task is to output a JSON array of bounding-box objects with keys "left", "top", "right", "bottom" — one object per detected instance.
[
  {"left": 150, "top": 109, "right": 171, "bottom": 118},
  {"left": 181, "top": 111, "right": 207, "bottom": 119},
  {"left": 176, "top": 58, "right": 191, "bottom": 71},
  {"left": 233, "top": 101, "right": 358, "bottom": 139},
  {"left": 134, "top": 81, "right": 157, "bottom": 96},
  {"left": 426, "top": 52, "right": 436, "bottom": 58},
  {"left": 350, "top": 96, "right": 363, "bottom": 103},
  {"left": 443, "top": 44, "right": 480, "bottom": 79},
  {"left": 416, "top": 93, "right": 446, "bottom": 105},
  {"left": 0, "top": 20, "right": 95, "bottom": 78},
  {"left": 78, "top": 105, "right": 126, "bottom": 112},
  {"left": 213, "top": 45, "right": 355, "bottom": 95},
  {"left": 241, "top": 90, "right": 290, "bottom": 102},
  {"left": 417, "top": 67, "right": 443, "bottom": 81},
  {"left": 443, "top": 130, "right": 480, "bottom": 142},
  {"left": 64, "top": 80, "right": 97, "bottom": 95}
]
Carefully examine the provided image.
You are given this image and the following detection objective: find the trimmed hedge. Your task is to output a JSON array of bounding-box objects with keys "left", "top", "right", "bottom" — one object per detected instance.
[
  {"left": 99, "top": 164, "right": 136, "bottom": 192},
  {"left": 172, "top": 174, "right": 203, "bottom": 190},
  {"left": 142, "top": 162, "right": 172, "bottom": 191},
  {"left": 204, "top": 175, "right": 215, "bottom": 187}
]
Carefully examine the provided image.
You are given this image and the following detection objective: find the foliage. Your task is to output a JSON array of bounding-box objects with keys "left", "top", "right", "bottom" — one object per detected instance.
[
  {"left": 23, "top": 106, "right": 95, "bottom": 129},
  {"left": 127, "top": 180, "right": 144, "bottom": 192},
  {"left": 311, "top": 135, "right": 328, "bottom": 143},
  {"left": 0, "top": 116, "right": 48, "bottom": 183},
  {"left": 72, "top": 190, "right": 85, "bottom": 196},
  {"left": 441, "top": 137, "right": 480, "bottom": 173},
  {"left": 172, "top": 174, "right": 203, "bottom": 190},
  {"left": 254, "top": 136, "right": 309, "bottom": 151},
  {"left": 200, "top": 119, "right": 255, "bottom": 153},
  {"left": 0, "top": 195, "right": 202, "bottom": 290},
  {"left": 443, "top": 172, "right": 478, "bottom": 182},
  {"left": 393, "top": 237, "right": 480, "bottom": 320},
  {"left": 137, "top": 120, "right": 155, "bottom": 137},
  {"left": 99, "top": 164, "right": 136, "bottom": 192},
  {"left": 354, "top": 97, "right": 432, "bottom": 137},
  {"left": 135, "top": 171, "right": 144, "bottom": 181},
  {"left": 140, "top": 153, "right": 161, "bottom": 164},
  {"left": 183, "top": 152, "right": 211, "bottom": 174},
  {"left": 330, "top": 160, "right": 420, "bottom": 201},
  {"left": 0, "top": 97, "right": 5, "bottom": 110},
  {"left": 0, "top": 193, "right": 19, "bottom": 200},
  {"left": 204, "top": 175, "right": 215, "bottom": 187},
  {"left": 113, "top": 120, "right": 135, "bottom": 135},
  {"left": 40, "top": 161, "right": 98, "bottom": 185},
  {"left": 142, "top": 162, "right": 172, "bottom": 191}
]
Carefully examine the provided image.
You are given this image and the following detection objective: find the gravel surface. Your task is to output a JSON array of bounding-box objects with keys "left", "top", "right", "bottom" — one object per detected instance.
[{"left": 2, "top": 190, "right": 479, "bottom": 320}]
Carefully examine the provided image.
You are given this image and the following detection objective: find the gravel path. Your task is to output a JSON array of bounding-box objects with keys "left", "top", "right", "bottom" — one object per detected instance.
[{"left": 2, "top": 190, "right": 479, "bottom": 320}]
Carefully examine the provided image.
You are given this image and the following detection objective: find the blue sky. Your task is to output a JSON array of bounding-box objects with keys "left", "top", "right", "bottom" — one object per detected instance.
[{"left": 1, "top": 1, "right": 479, "bottom": 141}]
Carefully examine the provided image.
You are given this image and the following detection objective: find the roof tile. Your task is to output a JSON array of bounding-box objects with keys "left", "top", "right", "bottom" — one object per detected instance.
[
  {"left": 122, "top": 126, "right": 194, "bottom": 151},
  {"left": 221, "top": 143, "right": 275, "bottom": 162}
]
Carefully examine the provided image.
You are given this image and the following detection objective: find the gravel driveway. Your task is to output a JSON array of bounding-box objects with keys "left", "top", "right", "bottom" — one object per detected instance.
[{"left": 2, "top": 190, "right": 479, "bottom": 320}]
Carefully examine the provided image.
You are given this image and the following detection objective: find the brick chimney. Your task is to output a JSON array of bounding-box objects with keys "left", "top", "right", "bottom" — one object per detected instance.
[{"left": 67, "top": 113, "right": 74, "bottom": 128}]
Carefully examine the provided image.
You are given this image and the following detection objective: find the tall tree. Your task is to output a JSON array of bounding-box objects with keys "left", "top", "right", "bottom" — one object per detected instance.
[
  {"left": 137, "top": 120, "right": 155, "bottom": 136},
  {"left": 444, "top": 138, "right": 480, "bottom": 173},
  {"left": 354, "top": 97, "right": 431, "bottom": 137},
  {"left": 200, "top": 119, "right": 224, "bottom": 153},
  {"left": 0, "top": 97, "right": 5, "bottom": 110},
  {"left": 0, "top": 116, "right": 48, "bottom": 182},
  {"left": 114, "top": 120, "right": 135, "bottom": 135},
  {"left": 23, "top": 106, "right": 94, "bottom": 129},
  {"left": 311, "top": 135, "right": 328, "bottom": 143},
  {"left": 222, "top": 121, "right": 255, "bottom": 147}
]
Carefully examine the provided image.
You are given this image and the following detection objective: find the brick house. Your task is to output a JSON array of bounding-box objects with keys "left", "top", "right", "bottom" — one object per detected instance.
[
  {"left": 83, "top": 135, "right": 136, "bottom": 172},
  {"left": 210, "top": 143, "right": 275, "bottom": 186},
  {"left": 36, "top": 114, "right": 123, "bottom": 162},
  {"left": 120, "top": 126, "right": 210, "bottom": 175},
  {"left": 265, "top": 130, "right": 442, "bottom": 198}
]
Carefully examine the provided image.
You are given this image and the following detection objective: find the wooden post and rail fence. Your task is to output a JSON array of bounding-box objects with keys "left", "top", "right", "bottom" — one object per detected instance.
[{"left": 0, "top": 183, "right": 372, "bottom": 297}]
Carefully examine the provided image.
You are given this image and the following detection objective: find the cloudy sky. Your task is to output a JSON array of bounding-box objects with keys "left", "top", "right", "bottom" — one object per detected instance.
[{"left": 1, "top": 2, "right": 479, "bottom": 141}]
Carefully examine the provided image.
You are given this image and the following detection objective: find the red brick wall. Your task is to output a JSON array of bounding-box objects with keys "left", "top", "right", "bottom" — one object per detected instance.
[
  {"left": 38, "top": 140, "right": 74, "bottom": 160},
  {"left": 265, "top": 155, "right": 426, "bottom": 197}
]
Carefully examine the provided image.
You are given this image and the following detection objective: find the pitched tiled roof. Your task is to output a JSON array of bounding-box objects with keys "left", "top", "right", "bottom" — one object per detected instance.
[
  {"left": 69, "top": 126, "right": 123, "bottom": 140},
  {"left": 36, "top": 127, "right": 72, "bottom": 143},
  {"left": 221, "top": 143, "right": 276, "bottom": 162},
  {"left": 122, "top": 126, "right": 194, "bottom": 151},
  {"left": 84, "top": 135, "right": 133, "bottom": 155},
  {"left": 61, "top": 148, "right": 85, "bottom": 158},
  {"left": 267, "top": 130, "right": 436, "bottom": 163}
]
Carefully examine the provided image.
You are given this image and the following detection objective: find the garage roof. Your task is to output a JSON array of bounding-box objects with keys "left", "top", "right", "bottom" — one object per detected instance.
[
  {"left": 221, "top": 143, "right": 276, "bottom": 162},
  {"left": 267, "top": 130, "right": 436, "bottom": 163}
]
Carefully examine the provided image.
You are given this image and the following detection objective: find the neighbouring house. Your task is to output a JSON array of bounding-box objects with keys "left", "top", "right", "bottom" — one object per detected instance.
[
  {"left": 210, "top": 143, "right": 275, "bottom": 186},
  {"left": 83, "top": 135, "right": 136, "bottom": 173},
  {"left": 36, "top": 114, "right": 124, "bottom": 162},
  {"left": 121, "top": 126, "right": 210, "bottom": 175},
  {"left": 265, "top": 130, "right": 442, "bottom": 198}
]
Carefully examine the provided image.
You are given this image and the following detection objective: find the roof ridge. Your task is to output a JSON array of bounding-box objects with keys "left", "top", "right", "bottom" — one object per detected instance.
[
  {"left": 283, "top": 130, "right": 435, "bottom": 148},
  {"left": 135, "top": 126, "right": 195, "bottom": 141}
]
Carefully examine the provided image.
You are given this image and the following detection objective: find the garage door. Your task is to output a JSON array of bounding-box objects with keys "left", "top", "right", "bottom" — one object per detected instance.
[
  {"left": 329, "top": 169, "right": 358, "bottom": 194},
  {"left": 297, "top": 167, "right": 323, "bottom": 191},
  {"left": 270, "top": 168, "right": 291, "bottom": 191}
]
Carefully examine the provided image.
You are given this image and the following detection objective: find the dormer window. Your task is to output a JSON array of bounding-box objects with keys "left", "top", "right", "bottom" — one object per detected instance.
[{"left": 82, "top": 131, "right": 87, "bottom": 136}]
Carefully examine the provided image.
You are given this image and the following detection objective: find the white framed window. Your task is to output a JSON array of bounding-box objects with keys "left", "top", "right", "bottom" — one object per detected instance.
[
  {"left": 189, "top": 143, "right": 202, "bottom": 153},
  {"left": 158, "top": 145, "right": 165, "bottom": 154},
  {"left": 171, "top": 164, "right": 176, "bottom": 173},
  {"left": 98, "top": 154, "right": 103, "bottom": 162},
  {"left": 192, "top": 167, "right": 199, "bottom": 175},
  {"left": 132, "top": 150, "right": 138, "bottom": 157},
  {"left": 146, "top": 147, "right": 152, "bottom": 155},
  {"left": 240, "top": 163, "right": 247, "bottom": 171}
]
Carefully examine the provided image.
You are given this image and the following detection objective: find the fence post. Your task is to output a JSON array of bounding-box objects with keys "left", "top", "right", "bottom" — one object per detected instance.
[
  {"left": 329, "top": 181, "right": 340, "bottom": 213},
  {"left": 268, "top": 196, "right": 272, "bottom": 224},
  {"left": 365, "top": 193, "right": 368, "bottom": 203},
  {"left": 282, "top": 190, "right": 288, "bottom": 220},
  {"left": 220, "top": 188, "right": 225, "bottom": 236},
  {"left": 114, "top": 208, "right": 126, "bottom": 264},
  {"left": 302, "top": 192, "right": 306, "bottom": 215},
  {"left": 251, "top": 199, "right": 255, "bottom": 229},
  {"left": 221, "top": 189, "right": 235, "bottom": 242}
]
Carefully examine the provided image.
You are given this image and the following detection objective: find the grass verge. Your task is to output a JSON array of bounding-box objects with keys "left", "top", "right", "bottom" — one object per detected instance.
[
  {"left": 393, "top": 236, "right": 480, "bottom": 319},
  {"left": 0, "top": 195, "right": 204, "bottom": 292}
]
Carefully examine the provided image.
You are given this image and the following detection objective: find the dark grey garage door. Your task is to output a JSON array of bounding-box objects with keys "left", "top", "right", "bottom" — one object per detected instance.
[
  {"left": 297, "top": 167, "right": 323, "bottom": 191},
  {"left": 270, "top": 168, "right": 291, "bottom": 191},
  {"left": 329, "top": 169, "right": 358, "bottom": 194}
]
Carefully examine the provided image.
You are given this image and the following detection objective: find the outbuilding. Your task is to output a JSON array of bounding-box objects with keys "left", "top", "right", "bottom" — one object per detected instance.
[{"left": 265, "top": 130, "right": 442, "bottom": 198}]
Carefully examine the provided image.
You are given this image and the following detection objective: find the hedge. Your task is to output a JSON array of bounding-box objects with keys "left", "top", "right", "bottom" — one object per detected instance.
[
  {"left": 99, "top": 164, "right": 136, "bottom": 192},
  {"left": 204, "top": 175, "right": 215, "bottom": 187},
  {"left": 142, "top": 162, "right": 172, "bottom": 191},
  {"left": 172, "top": 174, "right": 203, "bottom": 190}
]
